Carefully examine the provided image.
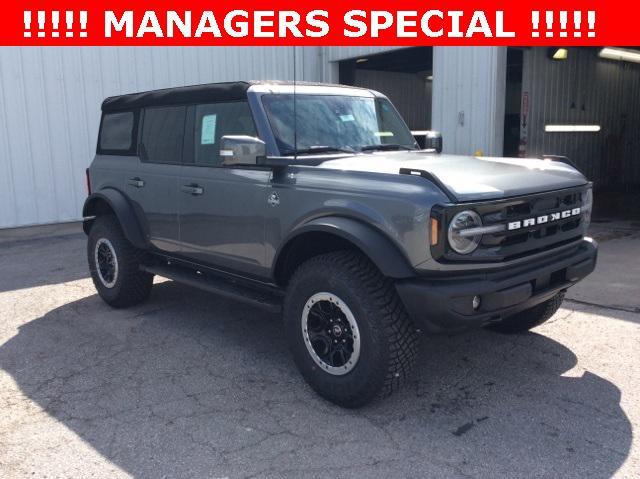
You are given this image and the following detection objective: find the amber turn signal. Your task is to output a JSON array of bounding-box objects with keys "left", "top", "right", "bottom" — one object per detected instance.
[{"left": 430, "top": 218, "right": 439, "bottom": 246}]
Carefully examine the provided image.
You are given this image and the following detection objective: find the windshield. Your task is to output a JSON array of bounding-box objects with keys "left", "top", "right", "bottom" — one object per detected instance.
[{"left": 262, "top": 94, "right": 417, "bottom": 156}]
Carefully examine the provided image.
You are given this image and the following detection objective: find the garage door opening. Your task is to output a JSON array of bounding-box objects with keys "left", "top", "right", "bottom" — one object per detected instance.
[
  {"left": 504, "top": 48, "right": 524, "bottom": 158},
  {"left": 518, "top": 47, "right": 640, "bottom": 220},
  {"left": 338, "top": 47, "right": 433, "bottom": 135}
]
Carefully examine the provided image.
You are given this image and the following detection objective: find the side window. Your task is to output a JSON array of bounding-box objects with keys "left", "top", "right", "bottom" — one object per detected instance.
[
  {"left": 194, "top": 102, "right": 256, "bottom": 166},
  {"left": 98, "top": 111, "right": 136, "bottom": 154},
  {"left": 141, "top": 106, "right": 186, "bottom": 164}
]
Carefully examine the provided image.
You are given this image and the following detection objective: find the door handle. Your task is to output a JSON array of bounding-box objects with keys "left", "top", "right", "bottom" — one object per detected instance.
[
  {"left": 181, "top": 184, "right": 204, "bottom": 196},
  {"left": 127, "top": 177, "right": 145, "bottom": 188}
]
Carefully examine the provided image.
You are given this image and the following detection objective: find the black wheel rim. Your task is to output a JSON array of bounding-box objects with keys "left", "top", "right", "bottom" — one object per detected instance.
[
  {"left": 94, "top": 238, "right": 118, "bottom": 288},
  {"left": 302, "top": 293, "right": 360, "bottom": 375}
]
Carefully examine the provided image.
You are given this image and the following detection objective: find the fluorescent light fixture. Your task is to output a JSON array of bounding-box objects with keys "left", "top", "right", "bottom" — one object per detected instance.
[
  {"left": 545, "top": 124, "right": 601, "bottom": 133},
  {"left": 356, "top": 58, "right": 368, "bottom": 63},
  {"left": 599, "top": 47, "right": 640, "bottom": 64},
  {"left": 426, "top": 75, "right": 433, "bottom": 81},
  {"left": 552, "top": 48, "right": 568, "bottom": 60}
]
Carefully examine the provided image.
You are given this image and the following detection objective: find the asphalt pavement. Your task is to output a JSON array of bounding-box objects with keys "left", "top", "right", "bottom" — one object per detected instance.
[{"left": 0, "top": 223, "right": 638, "bottom": 478}]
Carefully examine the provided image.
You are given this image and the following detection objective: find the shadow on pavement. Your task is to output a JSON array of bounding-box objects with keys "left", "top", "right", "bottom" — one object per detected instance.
[
  {"left": 0, "top": 281, "right": 632, "bottom": 478},
  {"left": 0, "top": 234, "right": 89, "bottom": 293}
]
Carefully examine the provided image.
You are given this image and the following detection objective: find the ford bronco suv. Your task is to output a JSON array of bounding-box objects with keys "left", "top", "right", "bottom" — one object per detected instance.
[{"left": 84, "top": 81, "right": 597, "bottom": 407}]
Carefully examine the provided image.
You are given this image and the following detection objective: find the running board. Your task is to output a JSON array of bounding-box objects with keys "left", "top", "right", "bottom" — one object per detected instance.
[{"left": 141, "top": 264, "right": 283, "bottom": 313}]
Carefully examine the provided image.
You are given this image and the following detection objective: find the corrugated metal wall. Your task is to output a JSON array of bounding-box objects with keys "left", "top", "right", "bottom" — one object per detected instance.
[
  {"left": 522, "top": 47, "right": 640, "bottom": 190},
  {"left": 354, "top": 69, "right": 431, "bottom": 130},
  {"left": 431, "top": 47, "right": 507, "bottom": 157},
  {"left": 0, "top": 47, "right": 319, "bottom": 229},
  {"left": 0, "top": 45, "right": 509, "bottom": 228}
]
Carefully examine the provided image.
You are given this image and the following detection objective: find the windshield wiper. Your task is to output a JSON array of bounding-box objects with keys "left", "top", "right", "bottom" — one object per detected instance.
[
  {"left": 360, "top": 144, "right": 414, "bottom": 152},
  {"left": 283, "top": 146, "right": 356, "bottom": 156}
]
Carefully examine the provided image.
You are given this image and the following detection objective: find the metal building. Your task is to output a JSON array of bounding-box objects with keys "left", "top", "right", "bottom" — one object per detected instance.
[
  {"left": 0, "top": 46, "right": 638, "bottom": 229},
  {"left": 0, "top": 47, "right": 318, "bottom": 229},
  {"left": 520, "top": 47, "right": 640, "bottom": 191}
]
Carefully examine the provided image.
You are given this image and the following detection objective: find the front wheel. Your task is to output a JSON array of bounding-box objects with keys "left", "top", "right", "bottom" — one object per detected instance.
[
  {"left": 284, "top": 251, "right": 419, "bottom": 408},
  {"left": 486, "top": 292, "right": 565, "bottom": 334},
  {"left": 87, "top": 215, "right": 153, "bottom": 308}
]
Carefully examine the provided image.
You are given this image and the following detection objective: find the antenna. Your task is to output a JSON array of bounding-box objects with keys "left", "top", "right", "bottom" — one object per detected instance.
[{"left": 293, "top": 46, "right": 298, "bottom": 160}]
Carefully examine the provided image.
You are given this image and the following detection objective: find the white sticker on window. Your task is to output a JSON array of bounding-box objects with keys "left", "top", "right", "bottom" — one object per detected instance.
[
  {"left": 375, "top": 131, "right": 394, "bottom": 137},
  {"left": 339, "top": 114, "right": 355, "bottom": 122},
  {"left": 201, "top": 114, "right": 217, "bottom": 145}
]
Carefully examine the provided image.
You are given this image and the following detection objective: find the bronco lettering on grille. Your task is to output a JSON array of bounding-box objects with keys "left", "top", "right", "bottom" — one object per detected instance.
[{"left": 507, "top": 207, "right": 581, "bottom": 231}]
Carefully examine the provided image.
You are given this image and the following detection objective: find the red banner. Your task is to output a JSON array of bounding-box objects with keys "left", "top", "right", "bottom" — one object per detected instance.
[{"left": 6, "top": 1, "right": 640, "bottom": 46}]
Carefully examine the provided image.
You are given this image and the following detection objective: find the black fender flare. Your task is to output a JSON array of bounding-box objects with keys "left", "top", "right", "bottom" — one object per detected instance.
[
  {"left": 274, "top": 216, "right": 416, "bottom": 279},
  {"left": 82, "top": 188, "right": 147, "bottom": 249}
]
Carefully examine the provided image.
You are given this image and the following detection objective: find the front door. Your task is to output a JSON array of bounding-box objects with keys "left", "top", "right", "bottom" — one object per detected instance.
[{"left": 178, "top": 101, "right": 270, "bottom": 278}]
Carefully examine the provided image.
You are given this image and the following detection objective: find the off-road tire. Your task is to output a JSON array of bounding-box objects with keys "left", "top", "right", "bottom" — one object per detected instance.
[
  {"left": 284, "top": 250, "right": 419, "bottom": 408},
  {"left": 487, "top": 292, "right": 565, "bottom": 334},
  {"left": 87, "top": 215, "right": 153, "bottom": 308}
]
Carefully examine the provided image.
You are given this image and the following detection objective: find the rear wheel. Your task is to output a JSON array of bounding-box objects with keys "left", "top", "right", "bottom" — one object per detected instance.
[
  {"left": 284, "top": 251, "right": 419, "bottom": 408},
  {"left": 87, "top": 215, "right": 153, "bottom": 308},
  {"left": 486, "top": 292, "right": 565, "bottom": 334}
]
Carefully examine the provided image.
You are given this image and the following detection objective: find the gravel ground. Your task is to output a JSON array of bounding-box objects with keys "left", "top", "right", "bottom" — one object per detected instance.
[{"left": 0, "top": 228, "right": 638, "bottom": 478}]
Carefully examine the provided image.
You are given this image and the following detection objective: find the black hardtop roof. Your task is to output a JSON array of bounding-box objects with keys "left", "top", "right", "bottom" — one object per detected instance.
[{"left": 101, "top": 80, "right": 362, "bottom": 112}]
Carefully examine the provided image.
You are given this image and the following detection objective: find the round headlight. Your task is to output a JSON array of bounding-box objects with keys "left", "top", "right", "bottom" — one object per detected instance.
[{"left": 448, "top": 210, "right": 482, "bottom": 254}]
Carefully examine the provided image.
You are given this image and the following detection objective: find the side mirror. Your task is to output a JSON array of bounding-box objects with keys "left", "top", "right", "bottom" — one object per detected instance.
[
  {"left": 219, "top": 135, "right": 266, "bottom": 166},
  {"left": 412, "top": 130, "right": 443, "bottom": 153}
]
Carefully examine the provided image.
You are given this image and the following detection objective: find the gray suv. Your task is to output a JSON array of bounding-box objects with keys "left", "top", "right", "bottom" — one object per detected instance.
[{"left": 84, "top": 81, "right": 597, "bottom": 407}]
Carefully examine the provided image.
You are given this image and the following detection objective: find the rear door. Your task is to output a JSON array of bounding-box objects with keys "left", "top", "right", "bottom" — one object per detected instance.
[
  {"left": 124, "top": 105, "right": 186, "bottom": 253},
  {"left": 94, "top": 110, "right": 138, "bottom": 201},
  {"left": 178, "top": 101, "right": 270, "bottom": 277}
]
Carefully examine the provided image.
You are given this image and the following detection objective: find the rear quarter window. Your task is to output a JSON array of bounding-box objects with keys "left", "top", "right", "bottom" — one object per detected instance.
[
  {"left": 98, "top": 111, "right": 137, "bottom": 155},
  {"left": 140, "top": 106, "right": 187, "bottom": 164}
]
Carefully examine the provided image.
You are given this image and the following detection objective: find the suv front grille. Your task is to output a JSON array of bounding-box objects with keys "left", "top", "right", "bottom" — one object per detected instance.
[{"left": 435, "top": 186, "right": 589, "bottom": 263}]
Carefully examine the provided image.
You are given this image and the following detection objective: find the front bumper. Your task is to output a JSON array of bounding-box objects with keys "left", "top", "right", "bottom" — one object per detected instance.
[{"left": 395, "top": 238, "right": 598, "bottom": 333}]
